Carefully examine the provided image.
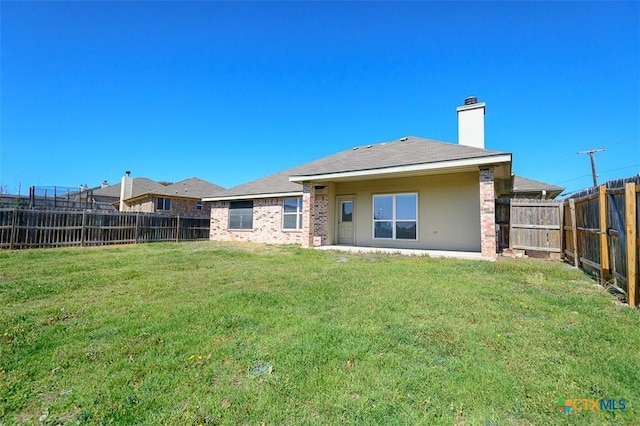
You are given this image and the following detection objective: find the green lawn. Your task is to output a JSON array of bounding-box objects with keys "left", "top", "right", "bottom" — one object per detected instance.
[{"left": 1, "top": 242, "right": 638, "bottom": 425}]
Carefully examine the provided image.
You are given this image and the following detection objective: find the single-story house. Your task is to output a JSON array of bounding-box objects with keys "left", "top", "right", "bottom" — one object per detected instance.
[
  {"left": 92, "top": 177, "right": 164, "bottom": 208},
  {"left": 509, "top": 175, "right": 564, "bottom": 199},
  {"left": 94, "top": 175, "right": 225, "bottom": 217},
  {"left": 203, "top": 97, "right": 559, "bottom": 259}
]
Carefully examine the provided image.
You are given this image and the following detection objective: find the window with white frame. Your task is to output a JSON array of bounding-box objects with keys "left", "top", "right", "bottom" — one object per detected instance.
[
  {"left": 283, "top": 197, "right": 303, "bottom": 230},
  {"left": 156, "top": 197, "right": 171, "bottom": 211},
  {"left": 229, "top": 200, "right": 253, "bottom": 230},
  {"left": 373, "top": 193, "right": 417, "bottom": 240}
]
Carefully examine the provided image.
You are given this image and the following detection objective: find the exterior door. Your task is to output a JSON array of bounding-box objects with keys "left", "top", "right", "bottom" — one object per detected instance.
[{"left": 337, "top": 198, "right": 354, "bottom": 245}]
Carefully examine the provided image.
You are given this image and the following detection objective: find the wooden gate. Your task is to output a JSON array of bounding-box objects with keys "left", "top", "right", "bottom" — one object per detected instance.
[{"left": 509, "top": 199, "right": 563, "bottom": 253}]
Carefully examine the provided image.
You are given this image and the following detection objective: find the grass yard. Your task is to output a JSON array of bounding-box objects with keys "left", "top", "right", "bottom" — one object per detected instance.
[{"left": 1, "top": 242, "right": 639, "bottom": 425}]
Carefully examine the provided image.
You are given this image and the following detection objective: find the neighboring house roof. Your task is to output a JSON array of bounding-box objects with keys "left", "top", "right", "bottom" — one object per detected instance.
[
  {"left": 93, "top": 177, "right": 226, "bottom": 205},
  {"left": 205, "top": 136, "right": 512, "bottom": 201},
  {"left": 150, "top": 177, "right": 226, "bottom": 200},
  {"left": 92, "top": 178, "right": 165, "bottom": 200},
  {"left": 512, "top": 175, "right": 564, "bottom": 198}
]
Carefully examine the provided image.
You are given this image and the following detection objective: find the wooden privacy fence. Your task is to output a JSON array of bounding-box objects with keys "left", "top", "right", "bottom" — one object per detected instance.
[
  {"left": 509, "top": 199, "right": 563, "bottom": 253},
  {"left": 496, "top": 177, "right": 638, "bottom": 307},
  {"left": 563, "top": 179, "right": 639, "bottom": 307},
  {"left": 495, "top": 199, "right": 510, "bottom": 250},
  {"left": 495, "top": 199, "right": 563, "bottom": 253},
  {"left": 0, "top": 209, "right": 210, "bottom": 249}
]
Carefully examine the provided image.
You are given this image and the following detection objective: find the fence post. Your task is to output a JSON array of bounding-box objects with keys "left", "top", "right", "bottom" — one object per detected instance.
[
  {"left": 508, "top": 200, "right": 514, "bottom": 250},
  {"left": 9, "top": 208, "right": 18, "bottom": 250},
  {"left": 569, "top": 198, "right": 579, "bottom": 267},
  {"left": 135, "top": 212, "right": 140, "bottom": 244},
  {"left": 559, "top": 201, "right": 565, "bottom": 259},
  {"left": 81, "top": 210, "right": 87, "bottom": 247},
  {"left": 176, "top": 216, "right": 180, "bottom": 242},
  {"left": 625, "top": 182, "right": 637, "bottom": 307},
  {"left": 598, "top": 185, "right": 610, "bottom": 283}
]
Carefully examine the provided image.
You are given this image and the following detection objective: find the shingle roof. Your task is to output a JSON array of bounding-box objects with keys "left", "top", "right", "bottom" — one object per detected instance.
[
  {"left": 210, "top": 136, "right": 511, "bottom": 199},
  {"left": 152, "top": 177, "right": 226, "bottom": 199},
  {"left": 92, "top": 177, "right": 165, "bottom": 199},
  {"left": 290, "top": 136, "right": 507, "bottom": 177},
  {"left": 512, "top": 175, "right": 564, "bottom": 194},
  {"left": 215, "top": 169, "right": 304, "bottom": 199},
  {"left": 93, "top": 177, "right": 225, "bottom": 201}
]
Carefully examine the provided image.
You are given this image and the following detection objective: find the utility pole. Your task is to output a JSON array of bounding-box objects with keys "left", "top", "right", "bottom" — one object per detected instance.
[{"left": 577, "top": 148, "right": 605, "bottom": 187}]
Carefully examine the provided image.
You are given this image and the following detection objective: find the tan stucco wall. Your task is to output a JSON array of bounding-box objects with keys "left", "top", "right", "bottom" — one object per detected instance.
[{"left": 332, "top": 172, "right": 481, "bottom": 252}]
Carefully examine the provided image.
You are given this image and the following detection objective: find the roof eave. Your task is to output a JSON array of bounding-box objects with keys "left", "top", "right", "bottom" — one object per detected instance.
[
  {"left": 289, "top": 154, "right": 513, "bottom": 182},
  {"left": 513, "top": 188, "right": 564, "bottom": 197},
  {"left": 513, "top": 188, "right": 564, "bottom": 193},
  {"left": 154, "top": 193, "right": 204, "bottom": 201},
  {"left": 203, "top": 191, "right": 304, "bottom": 202}
]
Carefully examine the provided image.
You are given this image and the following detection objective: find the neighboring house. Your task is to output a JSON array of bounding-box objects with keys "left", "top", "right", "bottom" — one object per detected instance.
[
  {"left": 94, "top": 175, "right": 225, "bottom": 217},
  {"left": 92, "top": 177, "right": 164, "bottom": 209},
  {"left": 509, "top": 175, "right": 564, "bottom": 199},
  {"left": 203, "top": 97, "right": 527, "bottom": 259}
]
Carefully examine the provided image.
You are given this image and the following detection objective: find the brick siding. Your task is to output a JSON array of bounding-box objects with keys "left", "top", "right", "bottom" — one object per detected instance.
[
  {"left": 479, "top": 168, "right": 497, "bottom": 259},
  {"left": 124, "top": 197, "right": 210, "bottom": 217},
  {"left": 300, "top": 184, "right": 315, "bottom": 247},
  {"left": 313, "top": 194, "right": 328, "bottom": 246},
  {"left": 210, "top": 193, "right": 329, "bottom": 245},
  {"left": 210, "top": 198, "right": 303, "bottom": 244}
]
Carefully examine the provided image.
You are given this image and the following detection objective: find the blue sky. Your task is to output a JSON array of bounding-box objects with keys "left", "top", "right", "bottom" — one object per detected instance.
[{"left": 1, "top": 1, "right": 638, "bottom": 197}]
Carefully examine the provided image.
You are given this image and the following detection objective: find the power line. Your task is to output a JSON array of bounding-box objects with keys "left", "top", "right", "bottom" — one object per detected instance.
[
  {"left": 557, "top": 164, "right": 639, "bottom": 185},
  {"left": 513, "top": 135, "right": 637, "bottom": 177},
  {"left": 560, "top": 166, "right": 640, "bottom": 197}
]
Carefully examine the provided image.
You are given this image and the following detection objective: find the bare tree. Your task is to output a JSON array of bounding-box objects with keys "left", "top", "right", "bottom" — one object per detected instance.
[{"left": 0, "top": 182, "right": 10, "bottom": 195}]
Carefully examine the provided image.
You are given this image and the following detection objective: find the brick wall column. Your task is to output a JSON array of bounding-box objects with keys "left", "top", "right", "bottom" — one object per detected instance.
[
  {"left": 301, "top": 183, "right": 315, "bottom": 248},
  {"left": 479, "top": 168, "right": 497, "bottom": 259},
  {"left": 313, "top": 194, "right": 328, "bottom": 246}
]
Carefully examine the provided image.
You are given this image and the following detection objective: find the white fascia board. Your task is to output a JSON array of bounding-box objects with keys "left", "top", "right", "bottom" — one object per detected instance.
[
  {"left": 456, "top": 102, "right": 486, "bottom": 113},
  {"left": 289, "top": 154, "right": 512, "bottom": 182},
  {"left": 202, "top": 191, "right": 304, "bottom": 202}
]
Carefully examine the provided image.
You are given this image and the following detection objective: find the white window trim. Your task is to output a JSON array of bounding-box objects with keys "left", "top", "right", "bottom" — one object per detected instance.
[
  {"left": 282, "top": 197, "right": 303, "bottom": 230},
  {"left": 372, "top": 193, "right": 418, "bottom": 240}
]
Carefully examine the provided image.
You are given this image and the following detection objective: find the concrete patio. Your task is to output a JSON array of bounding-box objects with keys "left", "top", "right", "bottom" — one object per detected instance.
[{"left": 314, "top": 245, "right": 487, "bottom": 260}]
